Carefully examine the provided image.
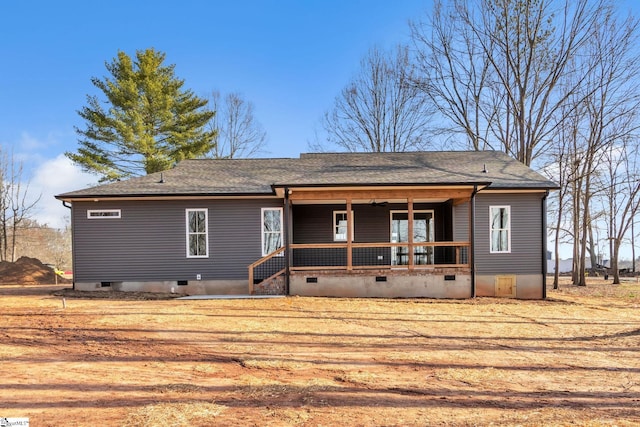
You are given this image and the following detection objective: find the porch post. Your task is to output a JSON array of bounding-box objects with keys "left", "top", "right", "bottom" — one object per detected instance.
[
  {"left": 470, "top": 185, "right": 478, "bottom": 298},
  {"left": 284, "top": 187, "right": 291, "bottom": 295},
  {"left": 542, "top": 190, "right": 549, "bottom": 299},
  {"left": 407, "top": 196, "right": 414, "bottom": 270},
  {"left": 346, "top": 197, "right": 353, "bottom": 271}
]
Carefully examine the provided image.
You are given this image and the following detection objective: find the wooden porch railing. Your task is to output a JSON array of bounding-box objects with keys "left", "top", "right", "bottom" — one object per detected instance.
[
  {"left": 249, "top": 241, "right": 470, "bottom": 292},
  {"left": 289, "top": 241, "right": 470, "bottom": 271},
  {"left": 248, "top": 246, "right": 286, "bottom": 294}
]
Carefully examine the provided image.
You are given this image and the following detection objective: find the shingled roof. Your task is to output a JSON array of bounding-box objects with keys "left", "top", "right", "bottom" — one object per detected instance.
[{"left": 55, "top": 151, "right": 558, "bottom": 200}]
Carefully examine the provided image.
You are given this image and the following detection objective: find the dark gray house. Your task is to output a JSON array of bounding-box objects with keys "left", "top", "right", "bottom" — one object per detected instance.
[{"left": 56, "top": 151, "right": 558, "bottom": 299}]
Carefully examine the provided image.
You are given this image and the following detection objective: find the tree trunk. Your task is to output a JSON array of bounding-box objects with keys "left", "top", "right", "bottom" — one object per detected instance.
[
  {"left": 10, "top": 220, "right": 17, "bottom": 262},
  {"left": 632, "top": 216, "right": 636, "bottom": 273},
  {"left": 572, "top": 172, "right": 580, "bottom": 284},
  {"left": 553, "top": 193, "right": 564, "bottom": 289},
  {"left": 578, "top": 181, "right": 592, "bottom": 287},
  {"left": 612, "top": 239, "right": 620, "bottom": 285},
  {"left": 587, "top": 220, "right": 598, "bottom": 272}
]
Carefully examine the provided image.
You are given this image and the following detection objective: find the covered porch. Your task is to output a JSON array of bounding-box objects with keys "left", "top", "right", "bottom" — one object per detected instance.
[{"left": 250, "top": 185, "right": 480, "bottom": 298}]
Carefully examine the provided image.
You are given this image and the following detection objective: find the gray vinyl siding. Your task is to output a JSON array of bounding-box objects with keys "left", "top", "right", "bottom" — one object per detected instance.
[
  {"left": 453, "top": 201, "right": 469, "bottom": 241},
  {"left": 72, "top": 198, "right": 283, "bottom": 282},
  {"left": 474, "top": 192, "right": 544, "bottom": 275}
]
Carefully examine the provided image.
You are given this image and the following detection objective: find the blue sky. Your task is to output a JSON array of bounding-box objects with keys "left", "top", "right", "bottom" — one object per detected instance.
[
  {"left": 2, "top": 0, "right": 639, "bottom": 262},
  {"left": 0, "top": 0, "right": 428, "bottom": 228}
]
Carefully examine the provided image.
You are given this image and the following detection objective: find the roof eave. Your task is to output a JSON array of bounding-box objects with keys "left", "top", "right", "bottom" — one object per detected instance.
[
  {"left": 271, "top": 181, "right": 494, "bottom": 190},
  {"left": 483, "top": 184, "right": 560, "bottom": 191},
  {"left": 54, "top": 190, "right": 278, "bottom": 202}
]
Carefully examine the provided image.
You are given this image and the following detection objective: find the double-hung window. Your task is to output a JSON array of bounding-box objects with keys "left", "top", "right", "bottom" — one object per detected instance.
[
  {"left": 186, "top": 209, "right": 208, "bottom": 258},
  {"left": 261, "top": 208, "right": 283, "bottom": 256},
  {"left": 490, "top": 206, "right": 511, "bottom": 253},
  {"left": 333, "top": 210, "right": 354, "bottom": 241}
]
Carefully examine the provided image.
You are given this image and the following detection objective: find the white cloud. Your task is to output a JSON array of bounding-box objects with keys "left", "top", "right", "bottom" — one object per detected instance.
[
  {"left": 27, "top": 154, "right": 97, "bottom": 229},
  {"left": 12, "top": 132, "right": 58, "bottom": 165},
  {"left": 19, "top": 131, "right": 48, "bottom": 151}
]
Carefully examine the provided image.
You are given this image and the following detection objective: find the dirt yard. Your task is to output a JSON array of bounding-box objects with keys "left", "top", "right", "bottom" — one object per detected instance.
[{"left": 0, "top": 279, "right": 638, "bottom": 426}]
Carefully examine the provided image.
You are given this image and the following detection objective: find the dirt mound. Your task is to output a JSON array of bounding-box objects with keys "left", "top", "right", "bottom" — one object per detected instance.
[{"left": 0, "top": 256, "right": 72, "bottom": 285}]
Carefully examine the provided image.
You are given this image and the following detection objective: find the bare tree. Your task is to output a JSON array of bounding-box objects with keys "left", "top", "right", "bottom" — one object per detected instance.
[
  {"left": 48, "top": 222, "right": 73, "bottom": 272},
  {"left": 551, "top": 7, "right": 640, "bottom": 286},
  {"left": 15, "top": 218, "right": 72, "bottom": 271},
  {"left": 0, "top": 148, "right": 40, "bottom": 261},
  {"left": 410, "top": 0, "right": 493, "bottom": 151},
  {"left": 545, "top": 104, "right": 579, "bottom": 288},
  {"left": 600, "top": 142, "right": 640, "bottom": 284},
  {"left": 550, "top": 92, "right": 593, "bottom": 286},
  {"left": 207, "top": 91, "right": 267, "bottom": 159},
  {"left": 315, "top": 45, "right": 433, "bottom": 153},
  {"left": 411, "top": 0, "right": 602, "bottom": 166},
  {"left": 0, "top": 156, "right": 7, "bottom": 260}
]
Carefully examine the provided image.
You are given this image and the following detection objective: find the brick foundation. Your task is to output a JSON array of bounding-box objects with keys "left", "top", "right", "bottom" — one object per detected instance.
[{"left": 252, "top": 275, "right": 286, "bottom": 295}]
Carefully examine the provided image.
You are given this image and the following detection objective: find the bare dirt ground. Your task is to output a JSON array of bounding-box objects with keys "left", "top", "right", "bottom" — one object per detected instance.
[{"left": 0, "top": 278, "right": 639, "bottom": 426}]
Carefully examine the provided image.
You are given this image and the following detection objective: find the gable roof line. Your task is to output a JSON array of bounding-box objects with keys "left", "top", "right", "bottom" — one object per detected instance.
[
  {"left": 56, "top": 192, "right": 280, "bottom": 201},
  {"left": 271, "top": 181, "right": 493, "bottom": 189},
  {"left": 55, "top": 151, "right": 559, "bottom": 200}
]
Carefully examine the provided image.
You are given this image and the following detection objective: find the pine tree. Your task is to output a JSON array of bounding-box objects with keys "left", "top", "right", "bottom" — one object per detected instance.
[{"left": 67, "top": 48, "right": 216, "bottom": 182}]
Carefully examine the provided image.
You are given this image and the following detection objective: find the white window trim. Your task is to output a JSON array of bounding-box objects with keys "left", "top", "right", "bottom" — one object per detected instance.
[
  {"left": 87, "top": 209, "right": 121, "bottom": 219},
  {"left": 261, "top": 207, "right": 284, "bottom": 256},
  {"left": 333, "top": 210, "right": 354, "bottom": 242},
  {"left": 489, "top": 205, "right": 511, "bottom": 254},
  {"left": 186, "top": 208, "right": 209, "bottom": 258}
]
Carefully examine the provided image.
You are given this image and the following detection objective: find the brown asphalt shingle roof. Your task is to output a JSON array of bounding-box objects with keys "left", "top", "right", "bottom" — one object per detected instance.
[{"left": 55, "top": 151, "right": 558, "bottom": 199}]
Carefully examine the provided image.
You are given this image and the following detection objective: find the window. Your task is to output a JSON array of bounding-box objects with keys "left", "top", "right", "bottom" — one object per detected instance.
[
  {"left": 261, "top": 208, "right": 283, "bottom": 256},
  {"left": 87, "top": 209, "right": 121, "bottom": 219},
  {"left": 490, "top": 206, "right": 510, "bottom": 253},
  {"left": 333, "top": 210, "right": 354, "bottom": 241},
  {"left": 390, "top": 210, "right": 434, "bottom": 265},
  {"left": 186, "top": 209, "right": 208, "bottom": 258}
]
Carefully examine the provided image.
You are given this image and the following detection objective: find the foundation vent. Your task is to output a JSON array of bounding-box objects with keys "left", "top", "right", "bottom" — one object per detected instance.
[
  {"left": 177, "top": 280, "right": 188, "bottom": 286},
  {"left": 306, "top": 277, "right": 318, "bottom": 283},
  {"left": 375, "top": 276, "right": 387, "bottom": 282}
]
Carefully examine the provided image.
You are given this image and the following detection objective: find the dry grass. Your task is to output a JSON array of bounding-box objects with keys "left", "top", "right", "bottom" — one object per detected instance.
[
  {"left": 125, "top": 401, "right": 227, "bottom": 426},
  {"left": 0, "top": 279, "right": 639, "bottom": 426}
]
